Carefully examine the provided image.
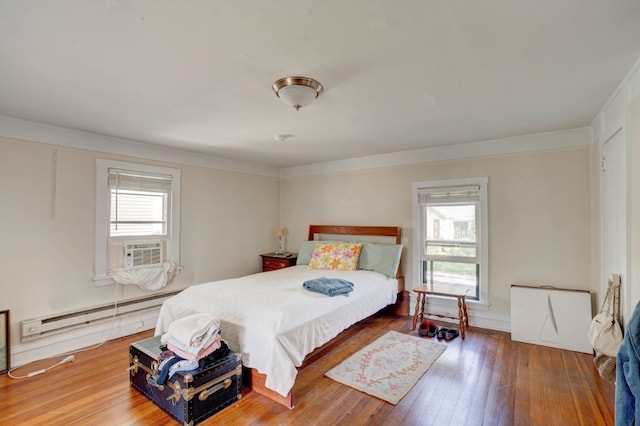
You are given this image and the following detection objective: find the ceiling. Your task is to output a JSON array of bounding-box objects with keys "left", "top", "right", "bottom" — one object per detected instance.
[{"left": 1, "top": 1, "right": 640, "bottom": 168}]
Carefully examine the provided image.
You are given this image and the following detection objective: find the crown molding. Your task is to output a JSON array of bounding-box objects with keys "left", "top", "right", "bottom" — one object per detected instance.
[
  {"left": 0, "top": 115, "right": 592, "bottom": 180},
  {"left": 0, "top": 115, "right": 280, "bottom": 178},
  {"left": 591, "top": 56, "right": 640, "bottom": 144},
  {"left": 279, "top": 127, "right": 591, "bottom": 178}
]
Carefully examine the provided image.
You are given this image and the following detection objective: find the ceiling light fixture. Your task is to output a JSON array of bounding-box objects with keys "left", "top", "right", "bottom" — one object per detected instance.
[{"left": 272, "top": 76, "right": 322, "bottom": 111}]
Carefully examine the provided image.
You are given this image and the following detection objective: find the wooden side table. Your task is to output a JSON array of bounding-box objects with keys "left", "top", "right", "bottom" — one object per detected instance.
[
  {"left": 412, "top": 284, "right": 469, "bottom": 339},
  {"left": 260, "top": 252, "right": 298, "bottom": 272}
]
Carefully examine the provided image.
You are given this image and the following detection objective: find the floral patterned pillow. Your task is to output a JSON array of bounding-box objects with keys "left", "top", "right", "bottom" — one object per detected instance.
[{"left": 307, "top": 242, "right": 363, "bottom": 271}]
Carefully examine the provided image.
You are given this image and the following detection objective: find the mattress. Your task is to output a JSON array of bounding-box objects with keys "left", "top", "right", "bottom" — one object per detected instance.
[{"left": 155, "top": 265, "right": 398, "bottom": 397}]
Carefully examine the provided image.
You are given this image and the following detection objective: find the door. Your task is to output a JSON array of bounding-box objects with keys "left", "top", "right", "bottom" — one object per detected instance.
[{"left": 601, "top": 128, "right": 626, "bottom": 317}]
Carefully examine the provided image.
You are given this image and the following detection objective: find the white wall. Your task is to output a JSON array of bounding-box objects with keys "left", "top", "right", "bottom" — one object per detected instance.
[
  {"left": 280, "top": 142, "right": 592, "bottom": 330},
  {"left": 629, "top": 97, "right": 640, "bottom": 321},
  {"left": 592, "top": 57, "right": 640, "bottom": 321},
  {"left": 0, "top": 136, "right": 280, "bottom": 364}
]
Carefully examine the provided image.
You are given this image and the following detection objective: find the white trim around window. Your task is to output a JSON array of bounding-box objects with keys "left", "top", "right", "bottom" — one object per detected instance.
[
  {"left": 94, "top": 159, "right": 181, "bottom": 285},
  {"left": 411, "top": 177, "right": 489, "bottom": 305}
]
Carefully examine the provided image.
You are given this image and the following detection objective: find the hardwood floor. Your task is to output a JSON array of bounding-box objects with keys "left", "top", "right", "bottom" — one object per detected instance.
[{"left": 0, "top": 313, "right": 614, "bottom": 425}]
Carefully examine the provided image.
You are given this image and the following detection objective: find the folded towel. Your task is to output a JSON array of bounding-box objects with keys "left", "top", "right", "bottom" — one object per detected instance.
[
  {"left": 167, "top": 313, "right": 220, "bottom": 347},
  {"left": 168, "top": 337, "right": 222, "bottom": 362},
  {"left": 162, "top": 329, "right": 222, "bottom": 356},
  {"left": 303, "top": 277, "right": 354, "bottom": 297}
]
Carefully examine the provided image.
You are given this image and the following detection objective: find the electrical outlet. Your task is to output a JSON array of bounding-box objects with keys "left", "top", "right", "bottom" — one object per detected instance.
[{"left": 136, "top": 319, "right": 144, "bottom": 329}]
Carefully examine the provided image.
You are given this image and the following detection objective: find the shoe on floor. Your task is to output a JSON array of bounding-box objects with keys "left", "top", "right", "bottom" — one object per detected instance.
[
  {"left": 444, "top": 328, "right": 460, "bottom": 341},
  {"left": 419, "top": 320, "right": 439, "bottom": 337},
  {"left": 437, "top": 327, "right": 449, "bottom": 339}
]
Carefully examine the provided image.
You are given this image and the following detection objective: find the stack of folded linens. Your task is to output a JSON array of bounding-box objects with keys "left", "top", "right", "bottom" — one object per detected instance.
[
  {"left": 149, "top": 313, "right": 230, "bottom": 387},
  {"left": 162, "top": 312, "right": 223, "bottom": 361}
]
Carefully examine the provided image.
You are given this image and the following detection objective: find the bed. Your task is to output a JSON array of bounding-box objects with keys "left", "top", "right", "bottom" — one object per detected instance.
[{"left": 154, "top": 225, "right": 405, "bottom": 407}]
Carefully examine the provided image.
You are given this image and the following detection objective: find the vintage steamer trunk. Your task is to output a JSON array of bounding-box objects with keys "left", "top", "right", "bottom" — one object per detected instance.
[{"left": 129, "top": 336, "right": 242, "bottom": 425}]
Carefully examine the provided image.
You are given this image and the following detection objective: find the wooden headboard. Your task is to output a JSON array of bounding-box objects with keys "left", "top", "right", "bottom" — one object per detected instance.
[
  {"left": 307, "top": 225, "right": 402, "bottom": 245},
  {"left": 307, "top": 225, "right": 404, "bottom": 290}
]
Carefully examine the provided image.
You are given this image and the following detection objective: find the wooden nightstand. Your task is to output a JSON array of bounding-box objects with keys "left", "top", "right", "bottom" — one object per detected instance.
[{"left": 260, "top": 252, "right": 298, "bottom": 272}]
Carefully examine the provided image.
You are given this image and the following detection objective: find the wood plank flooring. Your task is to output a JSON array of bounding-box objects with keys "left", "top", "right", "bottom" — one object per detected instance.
[{"left": 0, "top": 313, "right": 614, "bottom": 425}]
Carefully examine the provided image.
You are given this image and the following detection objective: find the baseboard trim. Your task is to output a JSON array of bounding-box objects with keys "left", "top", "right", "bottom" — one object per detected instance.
[
  {"left": 408, "top": 297, "right": 511, "bottom": 333},
  {"left": 11, "top": 300, "right": 512, "bottom": 370},
  {"left": 10, "top": 308, "right": 160, "bottom": 369}
]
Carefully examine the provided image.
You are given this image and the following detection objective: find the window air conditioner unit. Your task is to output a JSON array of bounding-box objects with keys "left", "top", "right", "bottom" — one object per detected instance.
[{"left": 124, "top": 242, "right": 163, "bottom": 269}]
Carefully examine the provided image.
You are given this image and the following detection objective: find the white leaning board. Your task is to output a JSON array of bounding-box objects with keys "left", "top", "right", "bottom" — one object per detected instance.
[{"left": 510, "top": 285, "right": 593, "bottom": 353}]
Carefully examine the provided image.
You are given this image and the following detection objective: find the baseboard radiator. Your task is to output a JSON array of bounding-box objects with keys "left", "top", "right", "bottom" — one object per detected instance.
[{"left": 20, "top": 290, "right": 180, "bottom": 341}]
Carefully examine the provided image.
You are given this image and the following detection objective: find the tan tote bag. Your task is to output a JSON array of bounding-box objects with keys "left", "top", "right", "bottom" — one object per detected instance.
[{"left": 588, "top": 275, "right": 623, "bottom": 357}]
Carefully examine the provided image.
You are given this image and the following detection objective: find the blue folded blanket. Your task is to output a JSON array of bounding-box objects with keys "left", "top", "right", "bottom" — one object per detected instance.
[{"left": 303, "top": 277, "right": 354, "bottom": 297}]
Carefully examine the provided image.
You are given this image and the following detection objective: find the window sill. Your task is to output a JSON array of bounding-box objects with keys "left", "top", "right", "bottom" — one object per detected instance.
[{"left": 94, "top": 275, "right": 116, "bottom": 286}]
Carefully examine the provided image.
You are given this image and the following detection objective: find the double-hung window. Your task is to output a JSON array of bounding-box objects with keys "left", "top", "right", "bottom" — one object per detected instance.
[
  {"left": 95, "top": 159, "right": 181, "bottom": 284},
  {"left": 412, "top": 177, "right": 488, "bottom": 303},
  {"left": 109, "top": 169, "right": 170, "bottom": 236}
]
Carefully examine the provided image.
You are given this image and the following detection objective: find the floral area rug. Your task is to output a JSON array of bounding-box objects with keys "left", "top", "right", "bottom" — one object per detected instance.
[{"left": 325, "top": 330, "right": 446, "bottom": 404}]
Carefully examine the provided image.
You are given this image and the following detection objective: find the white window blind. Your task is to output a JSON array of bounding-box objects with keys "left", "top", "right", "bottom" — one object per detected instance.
[
  {"left": 417, "top": 185, "right": 480, "bottom": 205},
  {"left": 108, "top": 169, "right": 171, "bottom": 237}
]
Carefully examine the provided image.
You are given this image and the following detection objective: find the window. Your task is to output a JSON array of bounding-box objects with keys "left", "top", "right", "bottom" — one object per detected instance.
[
  {"left": 95, "top": 160, "right": 181, "bottom": 284},
  {"left": 412, "top": 177, "right": 488, "bottom": 303},
  {"left": 109, "top": 169, "right": 170, "bottom": 238}
]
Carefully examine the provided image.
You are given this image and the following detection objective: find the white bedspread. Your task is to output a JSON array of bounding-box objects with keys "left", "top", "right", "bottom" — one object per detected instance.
[{"left": 155, "top": 265, "right": 398, "bottom": 397}]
